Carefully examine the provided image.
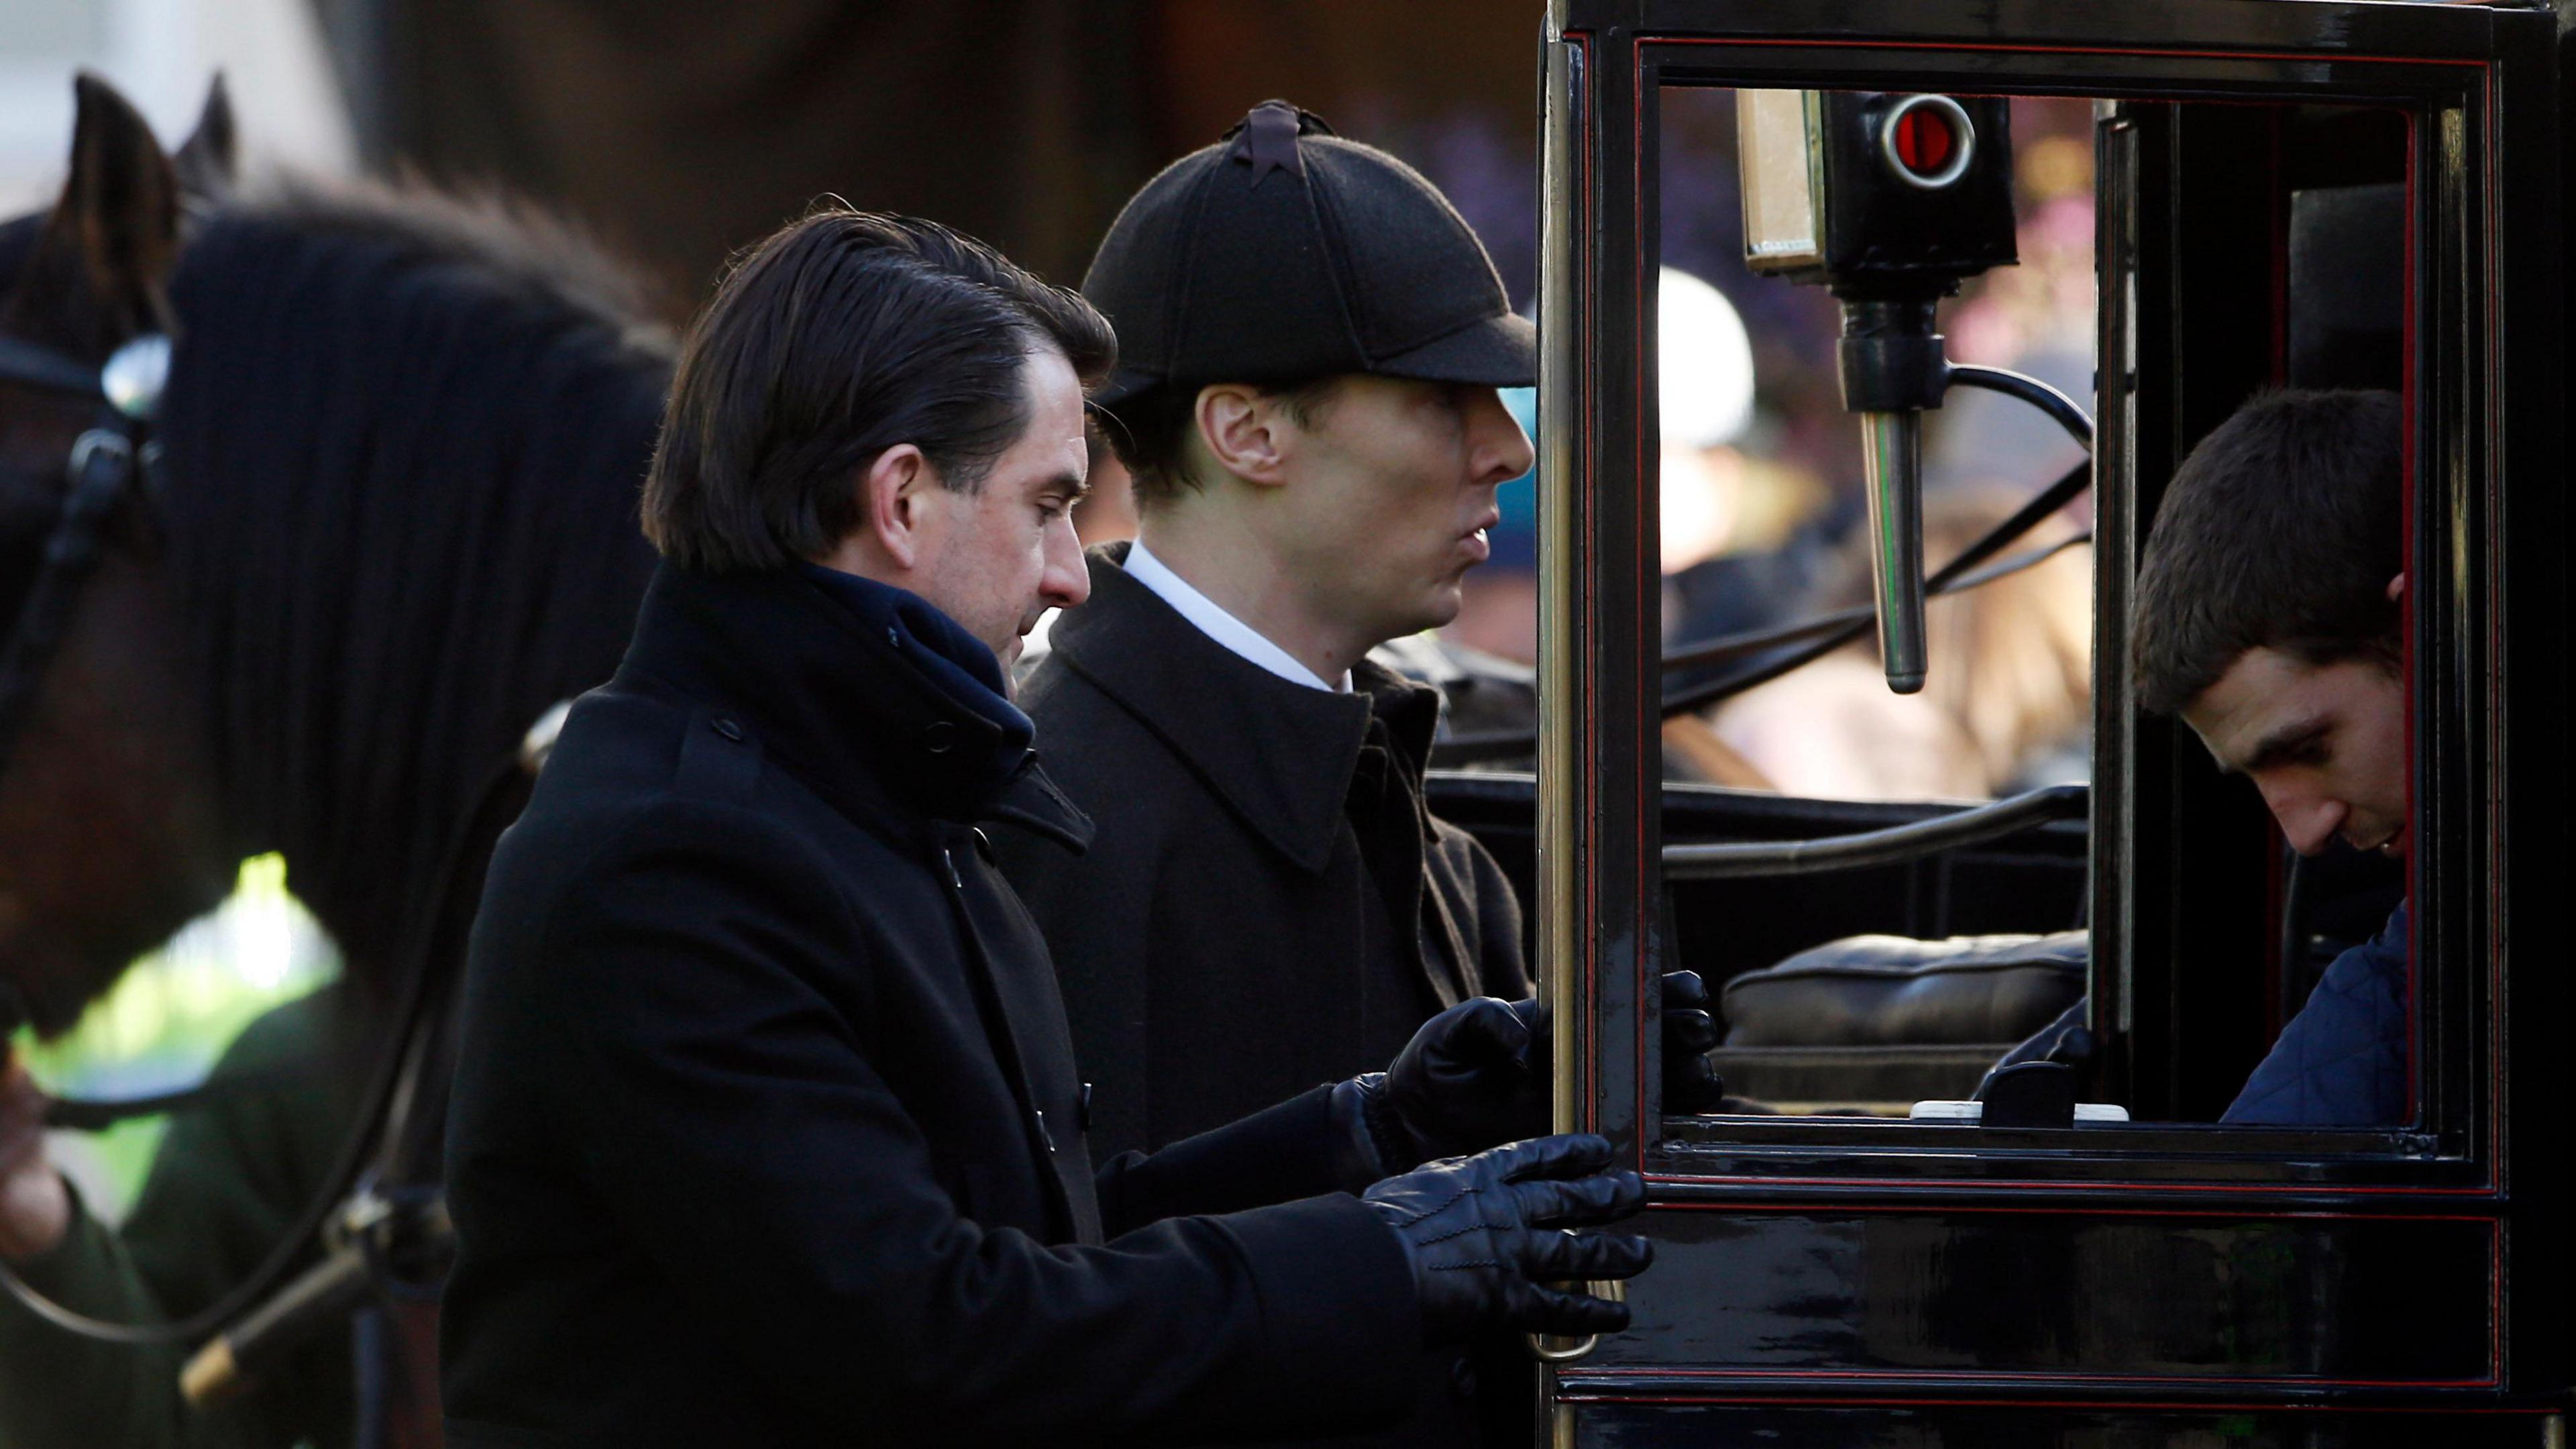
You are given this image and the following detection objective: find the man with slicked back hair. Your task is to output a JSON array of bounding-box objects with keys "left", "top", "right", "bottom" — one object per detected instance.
[{"left": 440, "top": 208, "right": 1658, "bottom": 1448}]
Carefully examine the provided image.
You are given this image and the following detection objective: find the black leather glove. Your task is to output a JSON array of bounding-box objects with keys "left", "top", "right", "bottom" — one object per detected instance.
[
  {"left": 1660, "top": 971, "right": 1727, "bottom": 1114},
  {"left": 1365, "top": 996, "right": 1547, "bottom": 1169},
  {"left": 1362, "top": 1132, "right": 1652, "bottom": 1344},
  {"left": 1340, "top": 973, "right": 1729, "bottom": 1179}
]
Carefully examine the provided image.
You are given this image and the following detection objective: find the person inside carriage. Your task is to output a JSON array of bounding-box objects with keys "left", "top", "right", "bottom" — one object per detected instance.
[{"left": 1998, "top": 386, "right": 2411, "bottom": 1126}]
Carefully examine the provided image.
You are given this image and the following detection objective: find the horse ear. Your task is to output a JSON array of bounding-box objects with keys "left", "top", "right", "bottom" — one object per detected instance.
[
  {"left": 173, "top": 73, "right": 238, "bottom": 204},
  {"left": 28, "top": 72, "right": 183, "bottom": 347}
]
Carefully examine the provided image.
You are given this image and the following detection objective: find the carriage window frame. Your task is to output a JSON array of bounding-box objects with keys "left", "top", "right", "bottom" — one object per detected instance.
[{"left": 1534, "top": 3, "right": 2545, "bottom": 1195}]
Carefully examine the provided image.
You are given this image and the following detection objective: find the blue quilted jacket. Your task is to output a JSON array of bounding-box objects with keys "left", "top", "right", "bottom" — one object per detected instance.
[{"left": 2222, "top": 904, "right": 2409, "bottom": 1126}]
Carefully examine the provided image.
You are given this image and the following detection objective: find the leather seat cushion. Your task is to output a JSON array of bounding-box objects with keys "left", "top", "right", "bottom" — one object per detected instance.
[{"left": 1721, "top": 930, "right": 2087, "bottom": 1048}]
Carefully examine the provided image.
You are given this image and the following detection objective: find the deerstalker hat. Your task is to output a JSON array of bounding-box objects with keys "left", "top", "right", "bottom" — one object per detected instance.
[{"left": 1083, "top": 100, "right": 1536, "bottom": 407}]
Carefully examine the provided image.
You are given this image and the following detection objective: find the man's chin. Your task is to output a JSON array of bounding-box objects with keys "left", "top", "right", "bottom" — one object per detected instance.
[{"left": 1412, "top": 586, "right": 1466, "bottom": 635}]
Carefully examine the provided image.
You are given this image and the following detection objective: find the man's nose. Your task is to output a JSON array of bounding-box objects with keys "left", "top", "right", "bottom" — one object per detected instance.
[
  {"left": 2262, "top": 782, "right": 2347, "bottom": 857},
  {"left": 1470, "top": 389, "right": 1536, "bottom": 486},
  {"left": 1042, "top": 515, "right": 1091, "bottom": 608}
]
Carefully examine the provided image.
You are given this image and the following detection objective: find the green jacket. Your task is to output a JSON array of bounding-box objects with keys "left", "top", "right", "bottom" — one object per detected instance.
[{"left": 0, "top": 990, "right": 364, "bottom": 1449}]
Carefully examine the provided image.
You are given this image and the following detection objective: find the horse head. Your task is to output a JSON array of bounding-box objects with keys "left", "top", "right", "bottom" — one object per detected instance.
[{"left": 0, "top": 75, "right": 248, "bottom": 1037}]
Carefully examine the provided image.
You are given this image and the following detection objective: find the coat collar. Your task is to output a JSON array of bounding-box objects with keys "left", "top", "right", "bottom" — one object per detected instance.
[
  {"left": 619, "top": 562, "right": 1093, "bottom": 852},
  {"left": 1045, "top": 543, "right": 1441, "bottom": 873}
]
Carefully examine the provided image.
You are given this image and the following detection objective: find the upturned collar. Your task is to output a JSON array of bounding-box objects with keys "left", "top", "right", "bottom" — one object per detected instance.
[
  {"left": 1045, "top": 543, "right": 1439, "bottom": 873},
  {"left": 619, "top": 562, "right": 1092, "bottom": 851}
]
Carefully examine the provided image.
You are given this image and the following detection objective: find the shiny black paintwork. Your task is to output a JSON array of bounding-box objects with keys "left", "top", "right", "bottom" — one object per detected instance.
[{"left": 1523, "top": 0, "right": 2571, "bottom": 1443}]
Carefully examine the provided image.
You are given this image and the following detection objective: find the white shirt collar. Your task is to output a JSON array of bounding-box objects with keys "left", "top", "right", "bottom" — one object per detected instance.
[{"left": 1124, "top": 539, "right": 1350, "bottom": 693}]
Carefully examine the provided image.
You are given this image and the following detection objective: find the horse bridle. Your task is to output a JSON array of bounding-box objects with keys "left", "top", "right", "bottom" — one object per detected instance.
[
  {"left": 0, "top": 334, "right": 533, "bottom": 1405},
  {"left": 0, "top": 331, "right": 167, "bottom": 780},
  {"left": 0, "top": 330, "right": 168, "bottom": 1044}
]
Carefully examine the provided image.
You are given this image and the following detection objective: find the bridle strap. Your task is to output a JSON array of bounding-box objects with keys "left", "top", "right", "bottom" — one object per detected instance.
[
  {"left": 0, "top": 335, "right": 107, "bottom": 400},
  {"left": 0, "top": 427, "right": 141, "bottom": 777},
  {"left": 0, "top": 332, "right": 166, "bottom": 785}
]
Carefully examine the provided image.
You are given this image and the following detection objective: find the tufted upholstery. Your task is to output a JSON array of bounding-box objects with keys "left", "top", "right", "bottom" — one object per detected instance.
[{"left": 1709, "top": 931, "right": 2087, "bottom": 1108}]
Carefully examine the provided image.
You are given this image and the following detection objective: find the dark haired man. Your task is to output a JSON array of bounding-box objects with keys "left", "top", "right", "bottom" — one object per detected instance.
[
  {"left": 438, "top": 209, "right": 1652, "bottom": 1447},
  {"left": 997, "top": 103, "right": 1719, "bottom": 1448},
  {"left": 2129, "top": 387, "right": 2408, "bottom": 1125},
  {"left": 998, "top": 100, "right": 1721, "bottom": 1161}
]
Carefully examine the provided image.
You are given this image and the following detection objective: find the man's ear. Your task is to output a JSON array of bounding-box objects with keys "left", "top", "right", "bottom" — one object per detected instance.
[
  {"left": 1194, "top": 384, "right": 1293, "bottom": 488},
  {"left": 857, "top": 444, "right": 936, "bottom": 571},
  {"left": 2385, "top": 572, "right": 2406, "bottom": 603}
]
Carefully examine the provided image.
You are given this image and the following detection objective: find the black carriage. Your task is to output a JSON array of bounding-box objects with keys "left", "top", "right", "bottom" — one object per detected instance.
[{"left": 1419, "top": 0, "right": 2572, "bottom": 1442}]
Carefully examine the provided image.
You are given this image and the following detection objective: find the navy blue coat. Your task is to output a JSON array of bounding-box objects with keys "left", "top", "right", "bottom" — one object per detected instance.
[
  {"left": 440, "top": 564, "right": 1418, "bottom": 1448},
  {"left": 2223, "top": 904, "right": 2410, "bottom": 1126}
]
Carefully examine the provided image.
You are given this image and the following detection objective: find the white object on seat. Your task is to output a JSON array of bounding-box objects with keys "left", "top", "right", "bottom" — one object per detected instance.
[{"left": 1909, "top": 1099, "right": 2130, "bottom": 1123}]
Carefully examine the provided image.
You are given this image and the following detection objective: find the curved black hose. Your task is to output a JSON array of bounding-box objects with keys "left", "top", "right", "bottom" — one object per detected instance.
[
  {"left": 1944, "top": 364, "right": 2094, "bottom": 449},
  {"left": 1658, "top": 455, "right": 2093, "bottom": 718},
  {"left": 1431, "top": 381, "right": 2098, "bottom": 766},
  {"left": 1662, "top": 783, "right": 2087, "bottom": 880},
  {"left": 1659, "top": 532, "right": 2091, "bottom": 674}
]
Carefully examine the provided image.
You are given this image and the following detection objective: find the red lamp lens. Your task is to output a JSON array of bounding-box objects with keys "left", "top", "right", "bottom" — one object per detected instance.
[{"left": 1894, "top": 107, "right": 1955, "bottom": 176}]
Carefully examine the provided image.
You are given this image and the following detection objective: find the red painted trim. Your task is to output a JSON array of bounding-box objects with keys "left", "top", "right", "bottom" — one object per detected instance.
[
  {"left": 1582, "top": 27, "right": 1601, "bottom": 1139},
  {"left": 1553, "top": 1391, "right": 2547, "bottom": 1412},
  {"left": 2268, "top": 110, "right": 2291, "bottom": 390},
  {"left": 2489, "top": 1201, "right": 2504, "bottom": 1383},
  {"left": 1570, "top": 27, "right": 1603, "bottom": 1139},
  {"left": 2476, "top": 66, "right": 2506, "bottom": 1189},
  {"left": 1646, "top": 1171, "right": 2499, "bottom": 1197},
  {"left": 1642, "top": 34, "right": 2487, "bottom": 70},
  {"left": 1623, "top": 46, "right": 2512, "bottom": 1206},
  {"left": 2260, "top": 107, "right": 2292, "bottom": 1040},
  {"left": 1631, "top": 40, "right": 1653, "bottom": 1158},
  {"left": 1568, "top": 1368, "right": 2499, "bottom": 1391},
  {"left": 2399, "top": 109, "right": 2421, "bottom": 1134},
  {"left": 1639, "top": 1198, "right": 2498, "bottom": 1224}
]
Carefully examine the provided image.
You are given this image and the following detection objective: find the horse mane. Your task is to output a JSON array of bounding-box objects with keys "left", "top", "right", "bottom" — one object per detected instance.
[
  {"left": 242, "top": 174, "right": 680, "bottom": 356},
  {"left": 154, "top": 174, "right": 678, "bottom": 981}
]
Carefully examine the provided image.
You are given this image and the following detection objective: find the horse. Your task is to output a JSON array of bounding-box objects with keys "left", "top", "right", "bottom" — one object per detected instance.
[
  {"left": 0, "top": 75, "right": 671, "bottom": 1037},
  {"left": 0, "top": 72, "right": 676, "bottom": 1445}
]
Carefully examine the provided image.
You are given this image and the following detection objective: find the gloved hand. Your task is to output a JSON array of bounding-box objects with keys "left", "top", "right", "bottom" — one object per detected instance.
[
  {"left": 1659, "top": 971, "right": 1726, "bottom": 1113},
  {"left": 1362, "top": 1132, "right": 1651, "bottom": 1344},
  {"left": 1366, "top": 995, "right": 1548, "bottom": 1169},
  {"left": 1337, "top": 973, "right": 1729, "bottom": 1179}
]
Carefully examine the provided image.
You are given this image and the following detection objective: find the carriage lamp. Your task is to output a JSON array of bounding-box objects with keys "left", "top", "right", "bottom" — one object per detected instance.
[{"left": 1737, "top": 90, "right": 2019, "bottom": 692}]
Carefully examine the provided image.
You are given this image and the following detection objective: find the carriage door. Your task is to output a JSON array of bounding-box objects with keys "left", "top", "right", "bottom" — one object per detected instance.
[{"left": 1534, "top": 0, "right": 2567, "bottom": 1444}]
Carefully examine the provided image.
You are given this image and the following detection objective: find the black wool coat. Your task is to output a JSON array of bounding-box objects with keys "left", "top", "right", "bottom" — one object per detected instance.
[
  {"left": 440, "top": 564, "right": 1419, "bottom": 1449},
  {"left": 997, "top": 546, "right": 1532, "bottom": 1162}
]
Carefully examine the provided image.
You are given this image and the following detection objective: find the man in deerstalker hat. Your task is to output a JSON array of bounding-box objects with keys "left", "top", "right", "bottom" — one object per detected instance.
[{"left": 994, "top": 101, "right": 1725, "bottom": 1448}]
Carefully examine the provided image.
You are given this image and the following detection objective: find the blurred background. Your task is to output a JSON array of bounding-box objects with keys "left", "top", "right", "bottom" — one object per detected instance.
[{"left": 1, "top": 0, "right": 2094, "bottom": 1210}]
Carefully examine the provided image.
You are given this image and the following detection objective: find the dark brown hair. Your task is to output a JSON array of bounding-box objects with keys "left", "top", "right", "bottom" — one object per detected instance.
[
  {"left": 643, "top": 209, "right": 1115, "bottom": 573},
  {"left": 2133, "top": 388, "right": 2404, "bottom": 715},
  {"left": 1095, "top": 376, "right": 1339, "bottom": 509}
]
